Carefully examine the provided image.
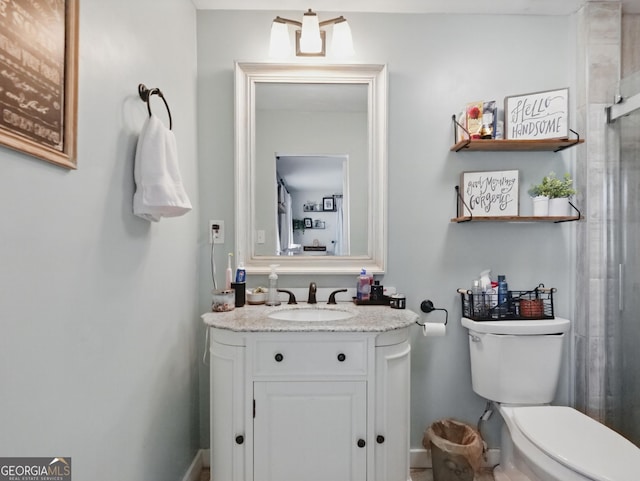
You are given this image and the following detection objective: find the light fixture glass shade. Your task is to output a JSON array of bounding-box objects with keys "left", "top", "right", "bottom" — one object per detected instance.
[
  {"left": 269, "top": 20, "right": 291, "bottom": 58},
  {"left": 299, "top": 10, "right": 322, "bottom": 53},
  {"left": 331, "top": 19, "right": 354, "bottom": 57}
]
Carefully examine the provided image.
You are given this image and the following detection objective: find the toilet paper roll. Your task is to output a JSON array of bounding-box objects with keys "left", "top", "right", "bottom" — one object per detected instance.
[{"left": 422, "top": 322, "right": 446, "bottom": 337}]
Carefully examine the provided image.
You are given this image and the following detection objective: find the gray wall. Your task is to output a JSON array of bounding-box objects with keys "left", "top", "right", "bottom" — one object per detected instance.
[
  {"left": 0, "top": 1, "right": 201, "bottom": 480},
  {"left": 0, "top": 4, "right": 583, "bottom": 474},
  {"left": 197, "top": 10, "right": 578, "bottom": 450}
]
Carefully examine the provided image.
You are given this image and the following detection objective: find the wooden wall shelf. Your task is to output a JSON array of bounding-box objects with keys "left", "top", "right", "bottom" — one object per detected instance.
[
  {"left": 450, "top": 116, "right": 584, "bottom": 152},
  {"left": 451, "top": 138, "right": 584, "bottom": 153},
  {"left": 451, "top": 215, "right": 581, "bottom": 223}
]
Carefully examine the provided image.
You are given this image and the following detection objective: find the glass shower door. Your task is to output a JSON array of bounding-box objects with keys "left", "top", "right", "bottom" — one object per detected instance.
[{"left": 608, "top": 70, "right": 640, "bottom": 447}]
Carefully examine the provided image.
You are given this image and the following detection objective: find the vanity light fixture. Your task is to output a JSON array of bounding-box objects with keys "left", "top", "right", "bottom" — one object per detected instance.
[{"left": 269, "top": 9, "right": 354, "bottom": 58}]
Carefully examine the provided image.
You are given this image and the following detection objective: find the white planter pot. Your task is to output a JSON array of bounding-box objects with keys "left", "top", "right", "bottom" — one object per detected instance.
[
  {"left": 532, "top": 196, "right": 549, "bottom": 216},
  {"left": 548, "top": 197, "right": 571, "bottom": 217}
]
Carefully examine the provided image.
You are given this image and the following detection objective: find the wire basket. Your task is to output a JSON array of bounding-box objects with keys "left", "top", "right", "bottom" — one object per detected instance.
[{"left": 458, "top": 284, "right": 555, "bottom": 321}]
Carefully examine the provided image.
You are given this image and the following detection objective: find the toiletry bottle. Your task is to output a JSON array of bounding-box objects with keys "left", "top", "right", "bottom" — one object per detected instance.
[
  {"left": 471, "top": 279, "right": 483, "bottom": 317},
  {"left": 371, "top": 280, "right": 383, "bottom": 301},
  {"left": 479, "top": 269, "right": 492, "bottom": 292},
  {"left": 235, "top": 256, "right": 246, "bottom": 283},
  {"left": 479, "top": 269, "right": 492, "bottom": 315},
  {"left": 266, "top": 264, "right": 281, "bottom": 306},
  {"left": 357, "top": 268, "right": 371, "bottom": 301},
  {"left": 497, "top": 275, "right": 508, "bottom": 318},
  {"left": 225, "top": 253, "right": 233, "bottom": 290},
  {"left": 489, "top": 280, "right": 499, "bottom": 317}
]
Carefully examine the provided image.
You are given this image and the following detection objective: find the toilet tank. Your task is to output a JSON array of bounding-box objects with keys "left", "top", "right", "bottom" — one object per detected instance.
[{"left": 461, "top": 318, "right": 570, "bottom": 404}]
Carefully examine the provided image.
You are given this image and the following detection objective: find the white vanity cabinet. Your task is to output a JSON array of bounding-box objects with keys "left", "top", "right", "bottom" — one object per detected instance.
[
  {"left": 209, "top": 326, "right": 411, "bottom": 481},
  {"left": 210, "top": 335, "right": 245, "bottom": 481}
]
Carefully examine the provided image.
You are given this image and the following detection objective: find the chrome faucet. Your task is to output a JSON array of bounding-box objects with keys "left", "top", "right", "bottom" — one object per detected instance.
[{"left": 307, "top": 282, "right": 317, "bottom": 304}]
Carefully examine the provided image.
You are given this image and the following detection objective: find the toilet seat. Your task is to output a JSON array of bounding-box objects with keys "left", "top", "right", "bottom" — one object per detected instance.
[{"left": 510, "top": 405, "right": 640, "bottom": 481}]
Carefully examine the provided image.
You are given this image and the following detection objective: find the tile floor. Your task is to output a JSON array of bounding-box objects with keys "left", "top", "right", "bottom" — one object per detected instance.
[{"left": 200, "top": 467, "right": 496, "bottom": 480}]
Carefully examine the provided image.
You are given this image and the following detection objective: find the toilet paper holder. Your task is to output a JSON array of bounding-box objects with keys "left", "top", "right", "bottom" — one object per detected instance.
[{"left": 415, "top": 299, "right": 448, "bottom": 327}]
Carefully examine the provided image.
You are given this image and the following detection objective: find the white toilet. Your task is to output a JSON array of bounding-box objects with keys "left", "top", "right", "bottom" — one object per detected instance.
[{"left": 462, "top": 316, "right": 640, "bottom": 481}]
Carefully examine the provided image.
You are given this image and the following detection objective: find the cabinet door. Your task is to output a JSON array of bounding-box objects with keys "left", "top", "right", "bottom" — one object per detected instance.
[
  {"left": 210, "top": 339, "right": 245, "bottom": 481},
  {"left": 374, "top": 341, "right": 411, "bottom": 481},
  {"left": 254, "top": 381, "right": 367, "bottom": 481}
]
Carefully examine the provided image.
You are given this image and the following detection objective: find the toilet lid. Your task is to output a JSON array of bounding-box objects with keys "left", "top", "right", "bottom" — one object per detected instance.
[{"left": 512, "top": 406, "right": 640, "bottom": 481}]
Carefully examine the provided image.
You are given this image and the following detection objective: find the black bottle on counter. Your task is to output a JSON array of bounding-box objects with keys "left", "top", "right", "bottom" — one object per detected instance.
[{"left": 371, "top": 281, "right": 383, "bottom": 301}]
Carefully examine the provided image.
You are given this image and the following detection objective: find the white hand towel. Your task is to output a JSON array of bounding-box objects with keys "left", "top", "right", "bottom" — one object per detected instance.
[{"left": 133, "top": 114, "right": 192, "bottom": 222}]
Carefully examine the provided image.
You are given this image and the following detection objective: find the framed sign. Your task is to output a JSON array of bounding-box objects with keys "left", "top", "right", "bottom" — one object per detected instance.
[
  {"left": 505, "top": 88, "right": 569, "bottom": 140},
  {"left": 0, "top": 0, "right": 78, "bottom": 169},
  {"left": 460, "top": 170, "right": 519, "bottom": 217}
]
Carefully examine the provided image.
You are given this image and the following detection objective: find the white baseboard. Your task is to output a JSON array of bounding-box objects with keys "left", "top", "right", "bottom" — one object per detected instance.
[
  {"left": 181, "top": 449, "right": 209, "bottom": 481},
  {"left": 187, "top": 447, "right": 497, "bottom": 479},
  {"left": 410, "top": 448, "right": 500, "bottom": 469}
]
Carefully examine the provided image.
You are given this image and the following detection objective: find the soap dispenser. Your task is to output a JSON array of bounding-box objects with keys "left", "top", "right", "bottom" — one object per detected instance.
[{"left": 266, "top": 264, "right": 281, "bottom": 306}]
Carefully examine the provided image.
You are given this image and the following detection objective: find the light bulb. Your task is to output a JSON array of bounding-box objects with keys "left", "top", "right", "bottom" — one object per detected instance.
[
  {"left": 269, "top": 20, "right": 291, "bottom": 58},
  {"left": 299, "top": 10, "right": 322, "bottom": 53},
  {"left": 331, "top": 19, "right": 354, "bottom": 57}
]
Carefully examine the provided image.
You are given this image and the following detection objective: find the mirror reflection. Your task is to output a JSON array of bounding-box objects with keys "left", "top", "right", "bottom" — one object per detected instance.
[
  {"left": 234, "top": 63, "right": 387, "bottom": 274},
  {"left": 255, "top": 82, "right": 368, "bottom": 257},
  {"left": 275, "top": 154, "right": 360, "bottom": 257}
]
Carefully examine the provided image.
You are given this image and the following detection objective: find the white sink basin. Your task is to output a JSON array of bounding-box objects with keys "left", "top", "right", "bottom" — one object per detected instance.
[{"left": 268, "top": 308, "right": 355, "bottom": 322}]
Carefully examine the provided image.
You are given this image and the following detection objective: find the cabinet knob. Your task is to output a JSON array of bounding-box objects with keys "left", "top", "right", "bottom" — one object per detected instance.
[
  {"left": 235, "top": 435, "right": 244, "bottom": 445},
  {"left": 376, "top": 435, "right": 385, "bottom": 444},
  {"left": 274, "top": 353, "right": 284, "bottom": 362},
  {"left": 337, "top": 353, "right": 346, "bottom": 362},
  {"left": 357, "top": 439, "right": 366, "bottom": 448}
]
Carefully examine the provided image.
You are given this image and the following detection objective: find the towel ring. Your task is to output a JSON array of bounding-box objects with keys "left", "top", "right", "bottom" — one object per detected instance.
[{"left": 138, "top": 83, "right": 173, "bottom": 130}]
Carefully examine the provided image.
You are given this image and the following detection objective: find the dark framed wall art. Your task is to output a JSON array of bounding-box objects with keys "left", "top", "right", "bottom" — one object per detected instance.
[
  {"left": 323, "top": 196, "right": 335, "bottom": 211},
  {"left": 0, "top": 0, "right": 79, "bottom": 168}
]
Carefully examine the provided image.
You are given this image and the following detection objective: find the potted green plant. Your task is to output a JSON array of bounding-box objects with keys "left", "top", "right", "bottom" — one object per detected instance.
[
  {"left": 529, "top": 172, "right": 575, "bottom": 217},
  {"left": 528, "top": 182, "right": 549, "bottom": 217},
  {"left": 292, "top": 218, "right": 306, "bottom": 232}
]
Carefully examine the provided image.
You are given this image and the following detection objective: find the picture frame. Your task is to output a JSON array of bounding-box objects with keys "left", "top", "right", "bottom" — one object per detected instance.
[
  {"left": 304, "top": 217, "right": 313, "bottom": 229},
  {"left": 323, "top": 196, "right": 335, "bottom": 211},
  {"left": 504, "top": 88, "right": 569, "bottom": 140},
  {"left": 459, "top": 170, "right": 520, "bottom": 217},
  {"left": 0, "top": 0, "right": 79, "bottom": 169}
]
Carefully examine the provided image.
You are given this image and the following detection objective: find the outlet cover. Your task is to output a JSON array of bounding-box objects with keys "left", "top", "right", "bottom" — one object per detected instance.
[{"left": 209, "top": 220, "right": 224, "bottom": 244}]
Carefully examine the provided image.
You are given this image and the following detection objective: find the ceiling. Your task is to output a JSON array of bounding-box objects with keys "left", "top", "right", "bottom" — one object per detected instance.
[
  {"left": 192, "top": 0, "right": 640, "bottom": 15},
  {"left": 277, "top": 155, "right": 345, "bottom": 193}
]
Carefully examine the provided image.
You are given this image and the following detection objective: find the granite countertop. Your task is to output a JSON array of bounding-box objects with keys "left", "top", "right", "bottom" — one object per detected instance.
[{"left": 201, "top": 303, "right": 419, "bottom": 332}]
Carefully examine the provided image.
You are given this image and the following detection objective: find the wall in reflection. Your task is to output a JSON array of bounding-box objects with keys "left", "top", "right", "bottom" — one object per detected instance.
[{"left": 255, "top": 106, "right": 368, "bottom": 256}]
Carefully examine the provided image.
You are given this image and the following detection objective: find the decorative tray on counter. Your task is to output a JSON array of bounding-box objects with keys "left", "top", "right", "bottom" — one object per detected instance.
[{"left": 352, "top": 296, "right": 391, "bottom": 306}]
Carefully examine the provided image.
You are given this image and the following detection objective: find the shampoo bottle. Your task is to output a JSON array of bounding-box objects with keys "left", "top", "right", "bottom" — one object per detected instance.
[
  {"left": 357, "top": 268, "right": 371, "bottom": 301},
  {"left": 497, "top": 275, "right": 508, "bottom": 318},
  {"left": 266, "top": 264, "right": 281, "bottom": 306}
]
